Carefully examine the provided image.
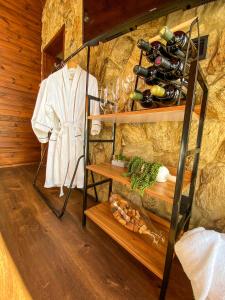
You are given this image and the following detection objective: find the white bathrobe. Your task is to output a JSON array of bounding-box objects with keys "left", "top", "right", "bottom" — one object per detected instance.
[{"left": 32, "top": 65, "right": 101, "bottom": 195}]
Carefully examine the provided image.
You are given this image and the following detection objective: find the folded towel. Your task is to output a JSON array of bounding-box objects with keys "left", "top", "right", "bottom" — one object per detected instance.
[{"left": 175, "top": 227, "right": 225, "bottom": 300}]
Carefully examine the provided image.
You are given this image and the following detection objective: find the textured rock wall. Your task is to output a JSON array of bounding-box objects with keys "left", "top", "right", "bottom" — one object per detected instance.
[{"left": 42, "top": 0, "right": 225, "bottom": 231}]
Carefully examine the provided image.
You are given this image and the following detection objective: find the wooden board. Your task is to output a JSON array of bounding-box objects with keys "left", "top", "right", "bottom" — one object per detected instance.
[
  {"left": 83, "top": 1, "right": 203, "bottom": 44},
  {"left": 0, "top": 0, "right": 42, "bottom": 166},
  {"left": 85, "top": 202, "right": 169, "bottom": 279},
  {"left": 87, "top": 163, "right": 191, "bottom": 204},
  {"left": 83, "top": 0, "right": 171, "bottom": 43},
  {"left": 88, "top": 105, "right": 200, "bottom": 123},
  {"left": 0, "top": 233, "right": 32, "bottom": 300}
]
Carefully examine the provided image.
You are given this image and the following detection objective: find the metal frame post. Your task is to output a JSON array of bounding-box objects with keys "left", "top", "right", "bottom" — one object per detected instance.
[
  {"left": 160, "top": 59, "right": 199, "bottom": 299},
  {"left": 131, "top": 50, "right": 143, "bottom": 111},
  {"left": 108, "top": 122, "right": 116, "bottom": 198},
  {"left": 33, "top": 152, "right": 84, "bottom": 218},
  {"left": 159, "top": 18, "right": 209, "bottom": 299},
  {"left": 184, "top": 72, "right": 208, "bottom": 231},
  {"left": 82, "top": 46, "right": 91, "bottom": 226}
]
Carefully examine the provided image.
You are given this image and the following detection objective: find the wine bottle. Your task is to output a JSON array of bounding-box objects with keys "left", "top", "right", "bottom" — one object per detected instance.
[
  {"left": 154, "top": 55, "right": 188, "bottom": 78},
  {"left": 150, "top": 84, "right": 184, "bottom": 101},
  {"left": 160, "top": 26, "right": 197, "bottom": 59},
  {"left": 133, "top": 65, "right": 179, "bottom": 85},
  {"left": 130, "top": 90, "right": 155, "bottom": 108},
  {"left": 137, "top": 39, "right": 172, "bottom": 63},
  {"left": 133, "top": 65, "right": 160, "bottom": 85}
]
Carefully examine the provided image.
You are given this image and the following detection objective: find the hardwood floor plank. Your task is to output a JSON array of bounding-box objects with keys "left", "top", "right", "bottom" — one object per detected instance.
[{"left": 0, "top": 165, "right": 193, "bottom": 300}]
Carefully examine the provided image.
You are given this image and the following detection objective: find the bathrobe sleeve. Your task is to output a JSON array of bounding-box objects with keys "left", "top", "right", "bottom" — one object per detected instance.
[
  {"left": 31, "top": 78, "right": 55, "bottom": 143},
  {"left": 89, "top": 76, "right": 101, "bottom": 136}
]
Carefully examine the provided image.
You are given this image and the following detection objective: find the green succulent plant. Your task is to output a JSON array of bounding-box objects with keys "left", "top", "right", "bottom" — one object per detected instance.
[
  {"left": 124, "top": 156, "right": 162, "bottom": 196},
  {"left": 115, "top": 153, "right": 127, "bottom": 161}
]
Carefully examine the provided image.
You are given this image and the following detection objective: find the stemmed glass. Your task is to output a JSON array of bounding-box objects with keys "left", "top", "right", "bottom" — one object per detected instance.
[
  {"left": 112, "top": 78, "right": 120, "bottom": 113},
  {"left": 99, "top": 87, "right": 108, "bottom": 114},
  {"left": 121, "top": 74, "right": 136, "bottom": 111}
]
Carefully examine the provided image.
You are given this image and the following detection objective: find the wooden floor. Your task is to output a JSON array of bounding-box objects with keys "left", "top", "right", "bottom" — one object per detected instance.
[{"left": 0, "top": 165, "right": 194, "bottom": 300}]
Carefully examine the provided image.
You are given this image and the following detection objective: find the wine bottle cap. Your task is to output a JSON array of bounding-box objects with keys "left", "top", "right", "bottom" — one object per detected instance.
[
  {"left": 151, "top": 85, "right": 165, "bottom": 97},
  {"left": 133, "top": 65, "right": 148, "bottom": 77},
  {"left": 137, "top": 39, "right": 151, "bottom": 52},
  {"left": 155, "top": 56, "right": 162, "bottom": 66},
  {"left": 160, "top": 26, "right": 174, "bottom": 42},
  {"left": 130, "top": 91, "right": 143, "bottom": 101}
]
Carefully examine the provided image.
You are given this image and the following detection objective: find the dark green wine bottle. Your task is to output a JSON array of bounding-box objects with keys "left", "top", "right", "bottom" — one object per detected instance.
[
  {"left": 154, "top": 55, "right": 188, "bottom": 78},
  {"left": 133, "top": 64, "right": 179, "bottom": 85},
  {"left": 137, "top": 39, "right": 172, "bottom": 63}
]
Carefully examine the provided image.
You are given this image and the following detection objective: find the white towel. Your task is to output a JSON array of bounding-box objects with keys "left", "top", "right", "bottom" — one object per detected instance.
[{"left": 175, "top": 227, "right": 225, "bottom": 300}]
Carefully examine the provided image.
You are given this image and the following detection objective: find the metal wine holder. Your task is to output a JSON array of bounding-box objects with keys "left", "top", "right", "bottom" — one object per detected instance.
[
  {"left": 131, "top": 19, "right": 200, "bottom": 109},
  {"left": 33, "top": 17, "right": 208, "bottom": 300}
]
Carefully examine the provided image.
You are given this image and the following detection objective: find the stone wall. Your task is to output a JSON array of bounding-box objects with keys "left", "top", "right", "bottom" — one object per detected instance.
[{"left": 42, "top": 0, "right": 225, "bottom": 231}]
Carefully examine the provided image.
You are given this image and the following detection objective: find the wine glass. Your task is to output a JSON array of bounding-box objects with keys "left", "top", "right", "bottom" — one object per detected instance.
[
  {"left": 122, "top": 74, "right": 136, "bottom": 111},
  {"left": 112, "top": 78, "right": 120, "bottom": 113},
  {"left": 99, "top": 87, "right": 108, "bottom": 114}
]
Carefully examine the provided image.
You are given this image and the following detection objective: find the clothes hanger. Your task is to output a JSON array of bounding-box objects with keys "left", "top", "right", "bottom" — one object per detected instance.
[
  {"left": 54, "top": 43, "right": 87, "bottom": 71},
  {"left": 67, "top": 59, "right": 80, "bottom": 81},
  {"left": 67, "top": 59, "right": 79, "bottom": 69}
]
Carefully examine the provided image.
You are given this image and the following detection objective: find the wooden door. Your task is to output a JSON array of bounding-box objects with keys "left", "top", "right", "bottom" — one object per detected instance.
[{"left": 42, "top": 25, "right": 65, "bottom": 79}]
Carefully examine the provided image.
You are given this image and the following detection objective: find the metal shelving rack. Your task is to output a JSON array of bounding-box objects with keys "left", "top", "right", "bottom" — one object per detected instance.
[
  {"left": 33, "top": 17, "right": 208, "bottom": 300},
  {"left": 82, "top": 17, "right": 208, "bottom": 300}
]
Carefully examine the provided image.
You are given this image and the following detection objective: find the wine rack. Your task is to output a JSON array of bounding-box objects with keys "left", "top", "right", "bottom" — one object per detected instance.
[{"left": 132, "top": 19, "right": 200, "bottom": 110}]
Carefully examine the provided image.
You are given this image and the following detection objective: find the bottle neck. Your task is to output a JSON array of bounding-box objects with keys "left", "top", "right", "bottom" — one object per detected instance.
[
  {"left": 130, "top": 90, "right": 143, "bottom": 101},
  {"left": 160, "top": 26, "right": 175, "bottom": 42},
  {"left": 154, "top": 56, "right": 178, "bottom": 70},
  {"left": 133, "top": 65, "right": 149, "bottom": 78},
  {"left": 151, "top": 85, "right": 166, "bottom": 97},
  {"left": 137, "top": 39, "right": 152, "bottom": 53},
  {"left": 151, "top": 84, "right": 180, "bottom": 100}
]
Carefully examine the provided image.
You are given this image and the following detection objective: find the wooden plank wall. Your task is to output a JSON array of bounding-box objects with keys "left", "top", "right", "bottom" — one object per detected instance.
[{"left": 0, "top": 0, "right": 42, "bottom": 167}]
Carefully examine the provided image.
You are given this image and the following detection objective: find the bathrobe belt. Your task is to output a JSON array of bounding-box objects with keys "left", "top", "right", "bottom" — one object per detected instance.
[{"left": 55, "top": 122, "right": 82, "bottom": 196}]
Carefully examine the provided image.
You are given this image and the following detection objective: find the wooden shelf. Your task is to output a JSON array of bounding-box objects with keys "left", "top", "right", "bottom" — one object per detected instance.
[
  {"left": 85, "top": 202, "right": 169, "bottom": 279},
  {"left": 88, "top": 105, "right": 200, "bottom": 123},
  {"left": 87, "top": 163, "right": 191, "bottom": 204}
]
